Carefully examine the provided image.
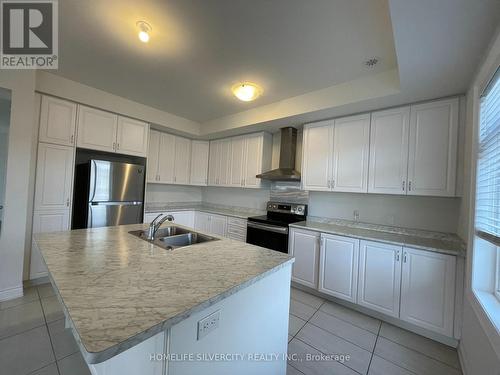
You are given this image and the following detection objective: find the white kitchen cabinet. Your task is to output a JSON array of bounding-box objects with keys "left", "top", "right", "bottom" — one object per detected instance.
[
  {"left": 407, "top": 98, "right": 458, "bottom": 197},
  {"left": 194, "top": 212, "right": 227, "bottom": 237},
  {"left": 227, "top": 217, "right": 247, "bottom": 242},
  {"left": 368, "top": 107, "right": 410, "bottom": 194},
  {"left": 289, "top": 228, "right": 320, "bottom": 288},
  {"left": 34, "top": 143, "right": 74, "bottom": 211},
  {"left": 30, "top": 209, "right": 70, "bottom": 279},
  {"left": 194, "top": 211, "right": 211, "bottom": 233},
  {"left": 332, "top": 114, "right": 370, "bottom": 193},
  {"left": 319, "top": 233, "right": 359, "bottom": 303},
  {"left": 173, "top": 137, "right": 192, "bottom": 184},
  {"left": 358, "top": 240, "right": 402, "bottom": 317},
  {"left": 400, "top": 247, "right": 456, "bottom": 336},
  {"left": 208, "top": 139, "right": 232, "bottom": 186},
  {"left": 38, "top": 96, "right": 77, "bottom": 147},
  {"left": 147, "top": 130, "right": 161, "bottom": 182},
  {"left": 190, "top": 141, "right": 209, "bottom": 186},
  {"left": 301, "top": 121, "right": 333, "bottom": 191},
  {"left": 169, "top": 211, "right": 195, "bottom": 228},
  {"left": 244, "top": 133, "right": 271, "bottom": 188},
  {"left": 157, "top": 133, "right": 175, "bottom": 184},
  {"left": 77, "top": 105, "right": 118, "bottom": 153},
  {"left": 229, "top": 136, "right": 246, "bottom": 187},
  {"left": 116, "top": 116, "right": 149, "bottom": 157}
]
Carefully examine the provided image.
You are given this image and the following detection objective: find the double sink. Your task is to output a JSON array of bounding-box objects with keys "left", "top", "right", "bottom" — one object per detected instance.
[{"left": 129, "top": 226, "right": 219, "bottom": 250}]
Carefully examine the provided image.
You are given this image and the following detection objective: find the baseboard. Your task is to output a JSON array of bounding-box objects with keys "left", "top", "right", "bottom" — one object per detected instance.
[
  {"left": 458, "top": 343, "right": 470, "bottom": 375},
  {"left": 0, "top": 285, "right": 23, "bottom": 302}
]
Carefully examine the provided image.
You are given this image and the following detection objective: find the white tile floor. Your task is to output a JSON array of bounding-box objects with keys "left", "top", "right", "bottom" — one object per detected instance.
[{"left": 0, "top": 282, "right": 462, "bottom": 375}]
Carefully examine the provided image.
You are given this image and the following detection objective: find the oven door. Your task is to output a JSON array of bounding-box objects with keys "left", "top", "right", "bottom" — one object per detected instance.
[{"left": 246, "top": 221, "right": 289, "bottom": 253}]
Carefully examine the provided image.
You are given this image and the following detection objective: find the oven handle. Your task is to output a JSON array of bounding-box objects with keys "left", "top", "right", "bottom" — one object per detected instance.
[{"left": 247, "top": 221, "right": 289, "bottom": 234}]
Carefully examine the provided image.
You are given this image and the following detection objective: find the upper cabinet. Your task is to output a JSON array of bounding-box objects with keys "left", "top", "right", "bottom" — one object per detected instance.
[
  {"left": 147, "top": 130, "right": 192, "bottom": 185},
  {"left": 209, "top": 132, "right": 271, "bottom": 188},
  {"left": 77, "top": 105, "right": 149, "bottom": 157},
  {"left": 190, "top": 141, "right": 209, "bottom": 186},
  {"left": 368, "top": 107, "right": 410, "bottom": 194},
  {"left": 302, "top": 115, "right": 369, "bottom": 193},
  {"left": 407, "top": 98, "right": 458, "bottom": 196},
  {"left": 302, "top": 97, "right": 459, "bottom": 197},
  {"left": 39, "top": 96, "right": 77, "bottom": 146}
]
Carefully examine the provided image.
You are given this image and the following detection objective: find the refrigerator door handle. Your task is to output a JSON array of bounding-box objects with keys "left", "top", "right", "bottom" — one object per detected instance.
[
  {"left": 90, "top": 201, "right": 143, "bottom": 206},
  {"left": 89, "top": 160, "right": 98, "bottom": 202}
]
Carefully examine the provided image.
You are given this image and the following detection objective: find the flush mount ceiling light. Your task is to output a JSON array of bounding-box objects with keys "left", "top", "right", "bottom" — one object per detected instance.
[
  {"left": 136, "top": 21, "right": 152, "bottom": 43},
  {"left": 231, "top": 82, "right": 263, "bottom": 102}
]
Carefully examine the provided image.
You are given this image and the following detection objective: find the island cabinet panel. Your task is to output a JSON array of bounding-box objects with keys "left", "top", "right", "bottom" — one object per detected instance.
[
  {"left": 400, "top": 247, "right": 456, "bottom": 336},
  {"left": 77, "top": 105, "right": 118, "bottom": 153},
  {"left": 368, "top": 107, "right": 410, "bottom": 194},
  {"left": 407, "top": 98, "right": 458, "bottom": 197},
  {"left": 301, "top": 121, "right": 333, "bottom": 191},
  {"left": 34, "top": 143, "right": 74, "bottom": 211},
  {"left": 357, "top": 240, "right": 402, "bottom": 318},
  {"left": 89, "top": 330, "right": 165, "bottom": 375},
  {"left": 167, "top": 265, "right": 291, "bottom": 375},
  {"left": 38, "top": 95, "right": 77, "bottom": 147},
  {"left": 190, "top": 141, "right": 209, "bottom": 186},
  {"left": 116, "top": 116, "right": 149, "bottom": 157},
  {"left": 289, "top": 228, "right": 320, "bottom": 288},
  {"left": 318, "top": 233, "right": 359, "bottom": 303},
  {"left": 331, "top": 114, "right": 370, "bottom": 193}
]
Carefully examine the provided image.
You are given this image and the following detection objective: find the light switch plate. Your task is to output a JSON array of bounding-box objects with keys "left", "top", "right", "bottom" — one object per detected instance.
[{"left": 197, "top": 310, "right": 220, "bottom": 340}]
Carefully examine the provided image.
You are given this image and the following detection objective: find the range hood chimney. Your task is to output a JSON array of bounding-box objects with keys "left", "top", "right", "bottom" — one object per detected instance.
[{"left": 256, "top": 127, "right": 301, "bottom": 181}]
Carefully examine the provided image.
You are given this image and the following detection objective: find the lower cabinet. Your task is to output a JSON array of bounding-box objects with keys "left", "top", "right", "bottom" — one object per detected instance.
[
  {"left": 400, "top": 247, "right": 456, "bottom": 336},
  {"left": 30, "top": 210, "right": 70, "bottom": 279},
  {"left": 288, "top": 228, "right": 320, "bottom": 289},
  {"left": 227, "top": 217, "right": 247, "bottom": 242},
  {"left": 143, "top": 211, "right": 194, "bottom": 228},
  {"left": 318, "top": 233, "right": 359, "bottom": 303},
  {"left": 194, "top": 212, "right": 227, "bottom": 237},
  {"left": 358, "top": 240, "right": 402, "bottom": 317}
]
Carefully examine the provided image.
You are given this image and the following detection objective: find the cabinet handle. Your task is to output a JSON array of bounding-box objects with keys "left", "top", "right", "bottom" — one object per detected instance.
[
  {"left": 174, "top": 176, "right": 176, "bottom": 183},
  {"left": 66, "top": 198, "right": 70, "bottom": 207},
  {"left": 331, "top": 179, "right": 335, "bottom": 189},
  {"left": 116, "top": 142, "right": 120, "bottom": 150},
  {"left": 408, "top": 181, "right": 412, "bottom": 191},
  {"left": 70, "top": 134, "right": 74, "bottom": 144},
  {"left": 396, "top": 251, "right": 400, "bottom": 262},
  {"left": 403, "top": 252, "right": 407, "bottom": 263},
  {"left": 112, "top": 142, "right": 116, "bottom": 151},
  {"left": 402, "top": 181, "right": 405, "bottom": 191}
]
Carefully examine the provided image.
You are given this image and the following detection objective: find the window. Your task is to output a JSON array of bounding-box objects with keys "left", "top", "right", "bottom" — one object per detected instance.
[{"left": 475, "top": 66, "right": 500, "bottom": 302}]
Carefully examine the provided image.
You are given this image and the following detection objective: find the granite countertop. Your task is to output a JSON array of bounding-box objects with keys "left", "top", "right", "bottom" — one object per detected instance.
[
  {"left": 144, "top": 202, "right": 265, "bottom": 219},
  {"left": 290, "top": 219, "right": 466, "bottom": 257},
  {"left": 33, "top": 223, "right": 293, "bottom": 364}
]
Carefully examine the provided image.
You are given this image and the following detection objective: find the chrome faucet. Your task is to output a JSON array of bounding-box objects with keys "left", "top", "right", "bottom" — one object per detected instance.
[{"left": 146, "top": 214, "right": 174, "bottom": 240}]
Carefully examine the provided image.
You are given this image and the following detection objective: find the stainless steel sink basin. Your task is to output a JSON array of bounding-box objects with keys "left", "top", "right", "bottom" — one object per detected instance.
[{"left": 129, "top": 226, "right": 219, "bottom": 250}]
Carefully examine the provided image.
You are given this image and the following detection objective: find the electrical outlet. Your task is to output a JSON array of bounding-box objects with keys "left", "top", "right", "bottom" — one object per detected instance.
[
  {"left": 197, "top": 310, "right": 220, "bottom": 340},
  {"left": 353, "top": 210, "right": 360, "bottom": 221}
]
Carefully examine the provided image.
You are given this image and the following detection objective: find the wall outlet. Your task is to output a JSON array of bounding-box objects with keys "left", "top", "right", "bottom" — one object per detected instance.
[
  {"left": 353, "top": 210, "right": 360, "bottom": 221},
  {"left": 197, "top": 310, "right": 220, "bottom": 340}
]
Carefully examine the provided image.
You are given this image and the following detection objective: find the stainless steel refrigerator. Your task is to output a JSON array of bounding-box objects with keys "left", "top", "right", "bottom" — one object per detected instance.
[{"left": 74, "top": 160, "right": 145, "bottom": 228}]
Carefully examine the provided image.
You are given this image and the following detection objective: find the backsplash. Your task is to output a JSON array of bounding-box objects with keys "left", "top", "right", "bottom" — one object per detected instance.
[{"left": 270, "top": 181, "right": 308, "bottom": 204}]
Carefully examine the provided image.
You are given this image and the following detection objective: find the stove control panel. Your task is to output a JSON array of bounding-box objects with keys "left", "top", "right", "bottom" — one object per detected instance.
[{"left": 266, "top": 202, "right": 307, "bottom": 217}]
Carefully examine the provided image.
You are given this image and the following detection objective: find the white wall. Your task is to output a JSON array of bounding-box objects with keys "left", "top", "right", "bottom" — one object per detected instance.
[
  {"left": 0, "top": 71, "right": 37, "bottom": 301},
  {"left": 309, "top": 192, "right": 460, "bottom": 232},
  {"left": 0, "top": 97, "right": 11, "bottom": 208},
  {"left": 146, "top": 184, "right": 202, "bottom": 203}
]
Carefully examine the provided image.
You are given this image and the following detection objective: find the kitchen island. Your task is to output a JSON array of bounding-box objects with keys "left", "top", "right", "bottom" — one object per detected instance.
[{"left": 33, "top": 223, "right": 293, "bottom": 375}]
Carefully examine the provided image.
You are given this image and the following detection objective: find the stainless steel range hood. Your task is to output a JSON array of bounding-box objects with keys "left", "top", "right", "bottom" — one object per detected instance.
[{"left": 256, "top": 127, "right": 301, "bottom": 181}]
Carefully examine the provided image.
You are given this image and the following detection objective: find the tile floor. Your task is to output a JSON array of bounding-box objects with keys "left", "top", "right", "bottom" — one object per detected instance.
[
  {"left": 1, "top": 282, "right": 462, "bottom": 375},
  {"left": 287, "top": 288, "right": 462, "bottom": 375}
]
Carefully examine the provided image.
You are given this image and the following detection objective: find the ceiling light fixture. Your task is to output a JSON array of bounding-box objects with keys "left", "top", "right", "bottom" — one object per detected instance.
[
  {"left": 231, "top": 82, "right": 263, "bottom": 102},
  {"left": 136, "top": 21, "right": 152, "bottom": 43}
]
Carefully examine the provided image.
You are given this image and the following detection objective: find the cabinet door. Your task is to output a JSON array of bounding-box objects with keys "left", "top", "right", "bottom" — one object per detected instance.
[
  {"left": 332, "top": 114, "right": 370, "bottom": 193},
  {"left": 289, "top": 229, "right": 320, "bottom": 288},
  {"left": 169, "top": 211, "right": 195, "bottom": 228},
  {"left": 400, "top": 247, "right": 456, "bottom": 336},
  {"left": 77, "top": 105, "right": 118, "bottom": 152},
  {"left": 157, "top": 133, "right": 175, "bottom": 183},
  {"left": 190, "top": 141, "right": 209, "bottom": 186},
  {"left": 229, "top": 136, "right": 246, "bottom": 187},
  {"left": 302, "top": 121, "right": 333, "bottom": 191},
  {"left": 244, "top": 134, "right": 264, "bottom": 188},
  {"left": 30, "top": 210, "right": 70, "bottom": 279},
  {"left": 319, "top": 234, "right": 359, "bottom": 303},
  {"left": 194, "top": 212, "right": 211, "bottom": 233},
  {"left": 408, "top": 98, "right": 458, "bottom": 196},
  {"left": 34, "top": 143, "right": 74, "bottom": 211},
  {"left": 173, "top": 136, "right": 191, "bottom": 184},
  {"left": 368, "top": 107, "right": 410, "bottom": 194},
  {"left": 39, "top": 96, "right": 77, "bottom": 146},
  {"left": 147, "top": 130, "right": 160, "bottom": 182},
  {"left": 116, "top": 116, "right": 149, "bottom": 157},
  {"left": 218, "top": 139, "right": 232, "bottom": 186},
  {"left": 210, "top": 214, "right": 227, "bottom": 237},
  {"left": 208, "top": 140, "right": 220, "bottom": 186},
  {"left": 358, "top": 240, "right": 402, "bottom": 317}
]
